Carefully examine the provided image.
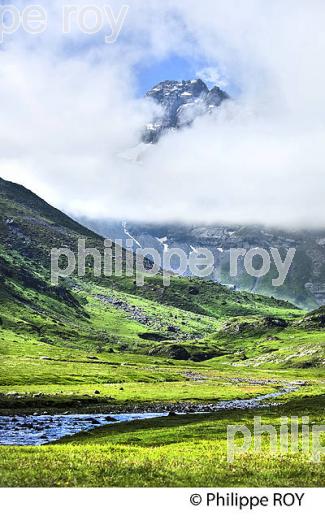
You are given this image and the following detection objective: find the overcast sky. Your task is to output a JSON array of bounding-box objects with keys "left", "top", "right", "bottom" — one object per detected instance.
[{"left": 1, "top": 0, "right": 325, "bottom": 227}]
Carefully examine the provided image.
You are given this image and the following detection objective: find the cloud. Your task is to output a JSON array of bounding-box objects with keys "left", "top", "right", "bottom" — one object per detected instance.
[
  {"left": 1, "top": 0, "right": 325, "bottom": 228},
  {"left": 196, "top": 67, "right": 228, "bottom": 88}
]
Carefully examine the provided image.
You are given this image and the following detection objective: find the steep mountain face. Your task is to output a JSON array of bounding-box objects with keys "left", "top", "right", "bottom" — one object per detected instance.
[
  {"left": 143, "top": 79, "right": 229, "bottom": 143},
  {"left": 0, "top": 177, "right": 107, "bottom": 315},
  {"left": 0, "top": 176, "right": 109, "bottom": 271},
  {"left": 78, "top": 218, "right": 325, "bottom": 309}
]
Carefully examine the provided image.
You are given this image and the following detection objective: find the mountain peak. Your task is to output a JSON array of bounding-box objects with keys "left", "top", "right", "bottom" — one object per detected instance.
[
  {"left": 146, "top": 78, "right": 209, "bottom": 98},
  {"left": 143, "top": 78, "right": 229, "bottom": 143}
]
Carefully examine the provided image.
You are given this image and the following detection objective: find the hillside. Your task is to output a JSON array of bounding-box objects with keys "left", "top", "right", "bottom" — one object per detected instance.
[
  {"left": 0, "top": 176, "right": 300, "bottom": 343},
  {"left": 0, "top": 175, "right": 324, "bottom": 410}
]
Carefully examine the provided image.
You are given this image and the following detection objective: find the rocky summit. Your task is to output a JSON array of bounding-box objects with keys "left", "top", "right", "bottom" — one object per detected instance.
[{"left": 143, "top": 79, "right": 229, "bottom": 143}]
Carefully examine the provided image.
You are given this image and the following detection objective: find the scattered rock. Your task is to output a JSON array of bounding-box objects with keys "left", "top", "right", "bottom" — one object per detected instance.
[
  {"left": 303, "top": 307, "right": 325, "bottom": 328},
  {"left": 183, "top": 372, "right": 207, "bottom": 381}
]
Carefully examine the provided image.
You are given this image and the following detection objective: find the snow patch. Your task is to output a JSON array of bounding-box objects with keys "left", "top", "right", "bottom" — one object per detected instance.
[
  {"left": 157, "top": 236, "right": 169, "bottom": 253},
  {"left": 122, "top": 222, "right": 141, "bottom": 248}
]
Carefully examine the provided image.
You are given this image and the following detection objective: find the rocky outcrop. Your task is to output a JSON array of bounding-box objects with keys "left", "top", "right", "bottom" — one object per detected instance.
[
  {"left": 148, "top": 345, "right": 191, "bottom": 360},
  {"left": 302, "top": 306, "right": 325, "bottom": 328},
  {"left": 143, "top": 79, "right": 229, "bottom": 143}
]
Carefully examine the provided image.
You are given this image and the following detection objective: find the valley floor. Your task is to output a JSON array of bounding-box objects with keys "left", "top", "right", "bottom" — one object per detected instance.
[
  {"left": 0, "top": 335, "right": 324, "bottom": 487},
  {"left": 0, "top": 265, "right": 324, "bottom": 487},
  {"left": 1, "top": 393, "right": 324, "bottom": 487}
]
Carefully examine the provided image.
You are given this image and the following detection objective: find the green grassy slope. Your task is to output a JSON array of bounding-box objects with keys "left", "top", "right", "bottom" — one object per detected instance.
[
  {"left": 0, "top": 175, "right": 303, "bottom": 362},
  {"left": 0, "top": 176, "right": 324, "bottom": 378}
]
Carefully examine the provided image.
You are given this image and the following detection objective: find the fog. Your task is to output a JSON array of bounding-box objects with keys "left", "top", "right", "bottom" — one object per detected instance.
[{"left": 1, "top": 0, "right": 325, "bottom": 227}]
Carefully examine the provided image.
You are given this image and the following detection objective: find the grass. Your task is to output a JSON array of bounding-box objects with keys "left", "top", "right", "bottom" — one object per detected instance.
[
  {"left": 0, "top": 320, "right": 324, "bottom": 488},
  {"left": 1, "top": 395, "right": 324, "bottom": 487},
  {"left": 0, "top": 328, "right": 284, "bottom": 413},
  {"left": 0, "top": 380, "right": 278, "bottom": 408}
]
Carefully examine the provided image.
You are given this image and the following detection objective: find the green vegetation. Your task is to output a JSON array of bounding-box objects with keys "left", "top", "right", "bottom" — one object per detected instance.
[
  {"left": 1, "top": 394, "right": 324, "bottom": 487},
  {"left": 0, "top": 176, "right": 324, "bottom": 487}
]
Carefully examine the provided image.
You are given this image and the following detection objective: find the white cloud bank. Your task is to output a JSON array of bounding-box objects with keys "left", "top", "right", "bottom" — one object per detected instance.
[{"left": 1, "top": 0, "right": 325, "bottom": 227}]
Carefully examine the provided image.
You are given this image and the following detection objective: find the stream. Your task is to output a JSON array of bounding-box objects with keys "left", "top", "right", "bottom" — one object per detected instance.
[{"left": 0, "top": 386, "right": 299, "bottom": 446}]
